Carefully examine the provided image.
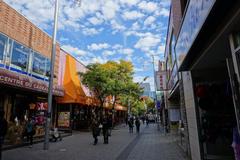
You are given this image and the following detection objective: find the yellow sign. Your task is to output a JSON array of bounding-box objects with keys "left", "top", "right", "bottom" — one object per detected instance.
[{"left": 58, "top": 112, "right": 70, "bottom": 127}]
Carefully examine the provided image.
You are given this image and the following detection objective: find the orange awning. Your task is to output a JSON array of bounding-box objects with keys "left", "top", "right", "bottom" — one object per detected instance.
[{"left": 57, "top": 54, "right": 88, "bottom": 104}]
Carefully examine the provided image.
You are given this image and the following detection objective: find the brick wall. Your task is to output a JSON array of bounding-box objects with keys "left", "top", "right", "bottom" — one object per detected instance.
[{"left": 0, "top": 1, "right": 59, "bottom": 84}]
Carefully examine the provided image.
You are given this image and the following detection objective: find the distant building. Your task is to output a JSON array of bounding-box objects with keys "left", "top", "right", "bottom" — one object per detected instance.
[{"left": 140, "top": 83, "right": 151, "bottom": 97}]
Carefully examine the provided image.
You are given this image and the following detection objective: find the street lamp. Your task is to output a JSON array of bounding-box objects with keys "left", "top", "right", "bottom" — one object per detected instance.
[
  {"left": 128, "top": 76, "right": 149, "bottom": 115},
  {"left": 44, "top": 0, "right": 81, "bottom": 150}
]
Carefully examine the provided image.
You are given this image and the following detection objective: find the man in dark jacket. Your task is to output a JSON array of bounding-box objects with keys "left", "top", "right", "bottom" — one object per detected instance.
[
  {"left": 0, "top": 110, "right": 8, "bottom": 160},
  {"left": 102, "top": 115, "right": 110, "bottom": 144},
  {"left": 135, "top": 117, "right": 140, "bottom": 133},
  {"left": 91, "top": 115, "right": 99, "bottom": 145}
]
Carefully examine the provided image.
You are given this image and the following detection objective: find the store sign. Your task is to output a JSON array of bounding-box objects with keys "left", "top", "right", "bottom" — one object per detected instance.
[
  {"left": 58, "top": 112, "right": 70, "bottom": 127},
  {"left": 0, "top": 68, "right": 64, "bottom": 96},
  {"left": 175, "top": 0, "right": 216, "bottom": 68}
]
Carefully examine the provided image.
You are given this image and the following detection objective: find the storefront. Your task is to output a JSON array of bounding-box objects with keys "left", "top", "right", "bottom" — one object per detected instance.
[
  {"left": 56, "top": 49, "right": 98, "bottom": 131},
  {"left": 0, "top": 69, "right": 63, "bottom": 146},
  {"left": 0, "top": 1, "right": 64, "bottom": 146},
  {"left": 174, "top": 0, "right": 240, "bottom": 159}
]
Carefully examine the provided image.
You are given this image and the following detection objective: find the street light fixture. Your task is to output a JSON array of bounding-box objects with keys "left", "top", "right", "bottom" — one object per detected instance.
[
  {"left": 128, "top": 76, "right": 149, "bottom": 115},
  {"left": 44, "top": 0, "right": 81, "bottom": 150}
]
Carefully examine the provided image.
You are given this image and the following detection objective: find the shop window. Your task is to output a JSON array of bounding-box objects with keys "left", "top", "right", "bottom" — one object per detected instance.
[
  {"left": 45, "top": 59, "right": 50, "bottom": 77},
  {"left": 32, "top": 52, "right": 47, "bottom": 76},
  {"left": 171, "top": 34, "right": 176, "bottom": 63},
  {"left": 0, "top": 33, "right": 8, "bottom": 61},
  {"left": 233, "top": 32, "right": 240, "bottom": 49},
  {"left": 11, "top": 41, "right": 30, "bottom": 71}
]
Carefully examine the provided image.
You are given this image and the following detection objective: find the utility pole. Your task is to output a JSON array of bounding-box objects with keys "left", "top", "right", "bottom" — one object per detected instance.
[
  {"left": 44, "top": 0, "right": 81, "bottom": 150},
  {"left": 44, "top": 0, "right": 59, "bottom": 150}
]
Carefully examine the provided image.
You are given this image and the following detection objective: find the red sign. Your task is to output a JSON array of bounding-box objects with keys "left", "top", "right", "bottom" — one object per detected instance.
[{"left": 0, "top": 68, "right": 64, "bottom": 96}]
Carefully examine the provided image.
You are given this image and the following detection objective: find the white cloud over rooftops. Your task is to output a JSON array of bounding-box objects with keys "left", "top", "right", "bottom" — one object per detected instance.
[
  {"left": 88, "top": 43, "right": 111, "bottom": 51},
  {"left": 62, "top": 44, "right": 87, "bottom": 56}
]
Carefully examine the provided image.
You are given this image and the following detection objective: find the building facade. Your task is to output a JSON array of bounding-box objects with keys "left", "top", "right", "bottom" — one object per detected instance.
[
  {"left": 0, "top": 1, "right": 127, "bottom": 148},
  {"left": 167, "top": 0, "right": 240, "bottom": 160},
  {"left": 0, "top": 0, "right": 64, "bottom": 146}
]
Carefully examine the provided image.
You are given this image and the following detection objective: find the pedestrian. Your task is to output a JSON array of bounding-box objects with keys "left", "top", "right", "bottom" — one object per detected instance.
[
  {"left": 26, "top": 118, "right": 35, "bottom": 147},
  {"left": 135, "top": 117, "right": 140, "bottom": 133},
  {"left": 107, "top": 115, "right": 112, "bottom": 136},
  {"left": 146, "top": 116, "right": 149, "bottom": 126},
  {"left": 128, "top": 117, "right": 134, "bottom": 133},
  {"left": 142, "top": 116, "right": 145, "bottom": 124},
  {"left": 91, "top": 115, "right": 100, "bottom": 145},
  {"left": 102, "top": 115, "right": 109, "bottom": 144},
  {"left": 125, "top": 116, "right": 128, "bottom": 126},
  {"left": 0, "top": 110, "right": 8, "bottom": 160}
]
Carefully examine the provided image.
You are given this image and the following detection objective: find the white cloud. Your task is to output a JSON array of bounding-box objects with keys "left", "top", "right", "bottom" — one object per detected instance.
[
  {"left": 122, "top": 48, "right": 134, "bottom": 55},
  {"left": 155, "top": 8, "right": 170, "bottom": 17},
  {"left": 160, "top": 0, "right": 171, "bottom": 8},
  {"left": 120, "top": 0, "right": 140, "bottom": 6},
  {"left": 110, "top": 20, "right": 126, "bottom": 33},
  {"left": 138, "top": 1, "right": 158, "bottom": 13},
  {"left": 91, "top": 56, "right": 108, "bottom": 64},
  {"left": 101, "top": 0, "right": 119, "bottom": 20},
  {"left": 144, "top": 16, "right": 156, "bottom": 26},
  {"left": 4, "top": 0, "right": 54, "bottom": 29},
  {"left": 82, "top": 27, "right": 101, "bottom": 36},
  {"left": 88, "top": 43, "right": 110, "bottom": 51},
  {"left": 88, "top": 17, "right": 103, "bottom": 25},
  {"left": 62, "top": 44, "right": 87, "bottom": 56},
  {"left": 122, "top": 11, "right": 145, "bottom": 20},
  {"left": 131, "top": 22, "right": 140, "bottom": 30},
  {"left": 134, "top": 34, "right": 161, "bottom": 51},
  {"left": 112, "top": 44, "right": 123, "bottom": 49},
  {"left": 103, "top": 50, "right": 116, "bottom": 56}
]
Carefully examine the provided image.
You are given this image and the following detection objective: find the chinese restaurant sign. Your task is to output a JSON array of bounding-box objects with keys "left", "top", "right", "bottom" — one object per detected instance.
[
  {"left": 0, "top": 68, "right": 64, "bottom": 96},
  {"left": 175, "top": 0, "right": 216, "bottom": 68}
]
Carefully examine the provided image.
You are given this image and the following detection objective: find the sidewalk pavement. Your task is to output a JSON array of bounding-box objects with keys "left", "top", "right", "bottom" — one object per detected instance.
[{"left": 2, "top": 123, "right": 188, "bottom": 160}]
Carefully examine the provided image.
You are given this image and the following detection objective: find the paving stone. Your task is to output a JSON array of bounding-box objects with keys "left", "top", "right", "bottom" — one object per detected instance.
[{"left": 2, "top": 124, "right": 188, "bottom": 160}]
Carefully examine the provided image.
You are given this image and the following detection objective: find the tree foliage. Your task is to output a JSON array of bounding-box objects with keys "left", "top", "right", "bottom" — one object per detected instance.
[{"left": 79, "top": 60, "right": 143, "bottom": 111}]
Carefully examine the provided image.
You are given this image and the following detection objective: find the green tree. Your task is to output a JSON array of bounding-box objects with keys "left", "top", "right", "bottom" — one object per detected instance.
[
  {"left": 79, "top": 60, "right": 142, "bottom": 114},
  {"left": 79, "top": 63, "right": 110, "bottom": 109},
  {"left": 141, "top": 96, "right": 155, "bottom": 113}
]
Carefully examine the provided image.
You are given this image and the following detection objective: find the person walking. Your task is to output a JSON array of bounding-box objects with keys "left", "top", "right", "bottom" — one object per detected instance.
[
  {"left": 107, "top": 115, "right": 112, "bottom": 136},
  {"left": 135, "top": 117, "right": 141, "bottom": 133},
  {"left": 102, "top": 115, "right": 109, "bottom": 144},
  {"left": 91, "top": 115, "right": 100, "bottom": 145},
  {"left": 146, "top": 115, "right": 149, "bottom": 126},
  {"left": 26, "top": 118, "right": 35, "bottom": 148},
  {"left": 128, "top": 117, "right": 134, "bottom": 133},
  {"left": 0, "top": 110, "right": 8, "bottom": 160}
]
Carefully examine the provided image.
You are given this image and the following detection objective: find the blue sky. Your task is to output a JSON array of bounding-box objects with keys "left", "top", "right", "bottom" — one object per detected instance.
[{"left": 4, "top": 0, "right": 170, "bottom": 90}]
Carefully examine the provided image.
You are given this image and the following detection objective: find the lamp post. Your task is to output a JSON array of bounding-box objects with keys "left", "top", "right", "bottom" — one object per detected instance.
[
  {"left": 44, "top": 0, "right": 81, "bottom": 150},
  {"left": 44, "top": 0, "right": 59, "bottom": 150},
  {"left": 128, "top": 76, "right": 149, "bottom": 115}
]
